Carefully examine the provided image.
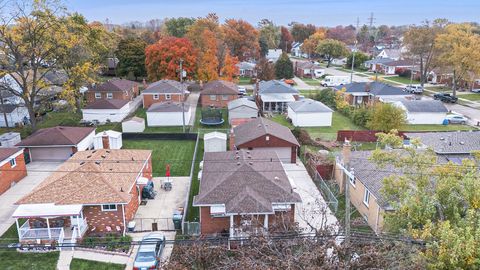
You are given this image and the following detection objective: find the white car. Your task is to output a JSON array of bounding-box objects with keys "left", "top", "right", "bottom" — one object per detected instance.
[
  {"left": 445, "top": 114, "right": 468, "bottom": 125},
  {"left": 238, "top": 86, "right": 247, "bottom": 95},
  {"left": 471, "top": 89, "right": 480, "bottom": 93},
  {"left": 404, "top": 84, "right": 424, "bottom": 94}
]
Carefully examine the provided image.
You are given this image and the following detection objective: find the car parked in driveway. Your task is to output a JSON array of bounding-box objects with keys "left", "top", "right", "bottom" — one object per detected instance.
[
  {"left": 404, "top": 84, "right": 424, "bottom": 94},
  {"left": 133, "top": 233, "right": 165, "bottom": 270},
  {"left": 445, "top": 114, "right": 468, "bottom": 124},
  {"left": 472, "top": 89, "right": 480, "bottom": 93},
  {"left": 434, "top": 93, "right": 458, "bottom": 103}
]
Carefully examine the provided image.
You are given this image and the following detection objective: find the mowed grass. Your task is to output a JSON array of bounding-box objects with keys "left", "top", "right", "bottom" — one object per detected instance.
[
  {"left": 238, "top": 76, "right": 253, "bottom": 85},
  {"left": 382, "top": 76, "right": 420, "bottom": 85},
  {"left": 186, "top": 140, "right": 204, "bottom": 222},
  {"left": 401, "top": 124, "right": 477, "bottom": 132},
  {"left": 458, "top": 93, "right": 480, "bottom": 101},
  {"left": 301, "top": 77, "right": 320, "bottom": 86},
  {"left": 193, "top": 107, "right": 230, "bottom": 131},
  {"left": 123, "top": 139, "right": 196, "bottom": 177},
  {"left": 70, "top": 259, "right": 125, "bottom": 270}
]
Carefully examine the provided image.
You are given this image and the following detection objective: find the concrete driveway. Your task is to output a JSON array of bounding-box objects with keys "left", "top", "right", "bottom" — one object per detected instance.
[
  {"left": 133, "top": 176, "right": 190, "bottom": 231},
  {"left": 0, "top": 161, "right": 61, "bottom": 236},
  {"left": 282, "top": 162, "right": 338, "bottom": 233}
]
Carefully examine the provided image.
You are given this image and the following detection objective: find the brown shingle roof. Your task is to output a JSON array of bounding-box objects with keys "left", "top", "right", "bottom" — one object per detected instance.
[
  {"left": 201, "top": 80, "right": 239, "bottom": 95},
  {"left": 142, "top": 80, "right": 186, "bottom": 94},
  {"left": 0, "top": 148, "right": 22, "bottom": 161},
  {"left": 16, "top": 126, "right": 95, "bottom": 147},
  {"left": 194, "top": 150, "right": 301, "bottom": 214},
  {"left": 16, "top": 149, "right": 151, "bottom": 205},
  {"left": 88, "top": 79, "right": 138, "bottom": 92},
  {"left": 84, "top": 99, "right": 129, "bottom": 109},
  {"left": 233, "top": 117, "right": 299, "bottom": 147}
]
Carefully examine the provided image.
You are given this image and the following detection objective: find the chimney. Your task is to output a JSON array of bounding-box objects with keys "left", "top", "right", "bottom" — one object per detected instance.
[
  {"left": 342, "top": 139, "right": 352, "bottom": 168},
  {"left": 229, "top": 128, "right": 235, "bottom": 150},
  {"left": 102, "top": 132, "right": 110, "bottom": 149}
]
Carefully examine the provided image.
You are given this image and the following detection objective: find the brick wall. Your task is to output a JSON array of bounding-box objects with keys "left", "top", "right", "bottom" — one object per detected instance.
[
  {"left": 235, "top": 134, "right": 298, "bottom": 163},
  {"left": 0, "top": 153, "right": 27, "bottom": 195},
  {"left": 142, "top": 93, "right": 184, "bottom": 108},
  {"left": 200, "top": 94, "right": 238, "bottom": 108},
  {"left": 85, "top": 91, "right": 131, "bottom": 104},
  {"left": 83, "top": 205, "right": 125, "bottom": 234}
]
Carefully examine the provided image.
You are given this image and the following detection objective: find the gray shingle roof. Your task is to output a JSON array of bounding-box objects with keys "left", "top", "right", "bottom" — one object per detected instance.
[
  {"left": 288, "top": 98, "right": 333, "bottom": 113},
  {"left": 400, "top": 100, "right": 448, "bottom": 113},
  {"left": 194, "top": 150, "right": 301, "bottom": 214},
  {"left": 259, "top": 80, "right": 299, "bottom": 94},
  {"left": 142, "top": 80, "right": 186, "bottom": 94},
  {"left": 227, "top": 98, "right": 258, "bottom": 111},
  {"left": 404, "top": 131, "right": 480, "bottom": 154},
  {"left": 0, "top": 104, "right": 18, "bottom": 113},
  {"left": 147, "top": 102, "right": 189, "bottom": 113},
  {"left": 233, "top": 117, "right": 299, "bottom": 147},
  {"left": 336, "top": 82, "right": 407, "bottom": 96},
  {"left": 296, "top": 61, "right": 322, "bottom": 70},
  {"left": 364, "top": 58, "right": 395, "bottom": 65},
  {"left": 236, "top": 61, "right": 256, "bottom": 70}
]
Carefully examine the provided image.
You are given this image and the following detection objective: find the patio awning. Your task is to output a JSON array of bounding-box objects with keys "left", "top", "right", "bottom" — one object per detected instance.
[
  {"left": 261, "top": 94, "right": 296, "bottom": 103},
  {"left": 13, "top": 204, "right": 83, "bottom": 218}
]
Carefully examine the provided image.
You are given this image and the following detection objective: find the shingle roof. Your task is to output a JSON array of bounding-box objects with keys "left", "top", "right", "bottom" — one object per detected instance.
[
  {"left": 336, "top": 82, "right": 407, "bottom": 96},
  {"left": 0, "top": 148, "right": 22, "bottom": 161},
  {"left": 201, "top": 80, "right": 239, "bottom": 95},
  {"left": 259, "top": 80, "right": 299, "bottom": 94},
  {"left": 288, "top": 98, "right": 333, "bottom": 113},
  {"left": 364, "top": 58, "right": 395, "bottom": 65},
  {"left": 123, "top": 116, "right": 144, "bottom": 123},
  {"left": 233, "top": 117, "right": 299, "bottom": 147},
  {"left": 296, "top": 61, "right": 322, "bottom": 70},
  {"left": 382, "top": 59, "right": 415, "bottom": 67},
  {"left": 142, "top": 80, "right": 187, "bottom": 94},
  {"left": 16, "top": 149, "right": 151, "bottom": 205},
  {"left": 404, "top": 131, "right": 480, "bottom": 154},
  {"left": 400, "top": 100, "right": 448, "bottom": 113},
  {"left": 88, "top": 79, "right": 138, "bottom": 92},
  {"left": 227, "top": 98, "right": 258, "bottom": 110},
  {"left": 236, "top": 62, "right": 256, "bottom": 70},
  {"left": 16, "top": 126, "right": 95, "bottom": 147},
  {"left": 0, "top": 104, "right": 18, "bottom": 113},
  {"left": 194, "top": 150, "right": 301, "bottom": 214},
  {"left": 84, "top": 99, "right": 129, "bottom": 109},
  {"left": 147, "top": 102, "right": 189, "bottom": 113}
]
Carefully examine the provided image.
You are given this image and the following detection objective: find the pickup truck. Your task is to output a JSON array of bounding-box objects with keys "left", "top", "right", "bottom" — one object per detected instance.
[{"left": 433, "top": 93, "right": 458, "bottom": 103}]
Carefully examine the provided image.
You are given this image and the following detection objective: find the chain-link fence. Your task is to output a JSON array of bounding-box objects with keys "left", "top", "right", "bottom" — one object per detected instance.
[{"left": 313, "top": 171, "right": 339, "bottom": 213}]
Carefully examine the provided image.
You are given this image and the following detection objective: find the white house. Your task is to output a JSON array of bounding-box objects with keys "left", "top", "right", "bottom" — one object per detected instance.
[
  {"left": 331, "top": 57, "right": 347, "bottom": 66},
  {"left": 82, "top": 99, "right": 130, "bottom": 123},
  {"left": 236, "top": 62, "right": 256, "bottom": 77},
  {"left": 266, "top": 49, "right": 282, "bottom": 62},
  {"left": 287, "top": 99, "right": 333, "bottom": 127},
  {"left": 291, "top": 42, "right": 308, "bottom": 58},
  {"left": 93, "top": 130, "right": 122, "bottom": 150},
  {"left": 146, "top": 102, "right": 191, "bottom": 127},
  {"left": 227, "top": 98, "right": 258, "bottom": 124},
  {"left": 393, "top": 100, "right": 448, "bottom": 125},
  {"left": 122, "top": 116, "right": 145, "bottom": 133},
  {"left": 0, "top": 132, "right": 21, "bottom": 148},
  {"left": 0, "top": 104, "right": 29, "bottom": 127},
  {"left": 204, "top": 132, "right": 227, "bottom": 153}
]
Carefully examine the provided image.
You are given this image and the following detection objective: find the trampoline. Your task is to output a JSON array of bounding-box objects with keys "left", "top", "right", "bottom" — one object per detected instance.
[{"left": 199, "top": 108, "right": 224, "bottom": 126}]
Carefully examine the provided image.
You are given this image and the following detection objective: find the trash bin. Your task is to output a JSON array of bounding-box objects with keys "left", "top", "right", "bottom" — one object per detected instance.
[
  {"left": 173, "top": 213, "right": 183, "bottom": 230},
  {"left": 127, "top": 221, "right": 136, "bottom": 232}
]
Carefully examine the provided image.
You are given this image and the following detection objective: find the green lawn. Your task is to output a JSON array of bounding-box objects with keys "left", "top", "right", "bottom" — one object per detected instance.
[
  {"left": 193, "top": 107, "right": 230, "bottom": 131},
  {"left": 382, "top": 76, "right": 420, "bottom": 85},
  {"left": 70, "top": 259, "right": 125, "bottom": 270},
  {"left": 238, "top": 76, "right": 253, "bottom": 85},
  {"left": 401, "top": 124, "right": 476, "bottom": 132},
  {"left": 123, "top": 139, "right": 196, "bottom": 177},
  {"left": 425, "top": 86, "right": 452, "bottom": 93},
  {"left": 186, "top": 140, "right": 204, "bottom": 222},
  {"left": 299, "top": 89, "right": 326, "bottom": 98},
  {"left": 0, "top": 222, "right": 59, "bottom": 270},
  {"left": 458, "top": 93, "right": 480, "bottom": 101},
  {"left": 300, "top": 77, "right": 320, "bottom": 86}
]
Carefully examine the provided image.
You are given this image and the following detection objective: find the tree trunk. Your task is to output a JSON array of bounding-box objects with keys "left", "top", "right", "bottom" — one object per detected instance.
[
  {"left": 0, "top": 93, "right": 9, "bottom": 128},
  {"left": 452, "top": 69, "right": 456, "bottom": 97},
  {"left": 25, "top": 101, "right": 37, "bottom": 130},
  {"left": 75, "top": 95, "right": 82, "bottom": 115},
  {"left": 419, "top": 58, "right": 425, "bottom": 87}
]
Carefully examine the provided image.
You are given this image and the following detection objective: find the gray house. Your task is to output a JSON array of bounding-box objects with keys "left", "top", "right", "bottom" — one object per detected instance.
[{"left": 227, "top": 98, "right": 258, "bottom": 124}]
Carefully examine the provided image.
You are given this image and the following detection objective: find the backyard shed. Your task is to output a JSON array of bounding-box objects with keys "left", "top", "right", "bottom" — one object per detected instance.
[
  {"left": 93, "top": 130, "right": 123, "bottom": 150},
  {"left": 0, "top": 132, "right": 21, "bottom": 148},
  {"left": 287, "top": 99, "right": 333, "bottom": 127},
  {"left": 393, "top": 100, "right": 448, "bottom": 125},
  {"left": 122, "top": 117, "right": 145, "bottom": 133},
  {"left": 227, "top": 98, "right": 258, "bottom": 124},
  {"left": 204, "top": 132, "right": 227, "bottom": 153},
  {"left": 146, "top": 102, "right": 191, "bottom": 126}
]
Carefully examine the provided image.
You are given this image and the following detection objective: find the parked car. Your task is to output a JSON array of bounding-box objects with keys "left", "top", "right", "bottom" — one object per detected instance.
[
  {"left": 445, "top": 114, "right": 468, "bottom": 124},
  {"left": 133, "top": 233, "right": 166, "bottom": 270},
  {"left": 238, "top": 86, "right": 247, "bottom": 96},
  {"left": 433, "top": 93, "right": 458, "bottom": 103},
  {"left": 404, "top": 84, "right": 424, "bottom": 94},
  {"left": 472, "top": 89, "right": 480, "bottom": 93}
]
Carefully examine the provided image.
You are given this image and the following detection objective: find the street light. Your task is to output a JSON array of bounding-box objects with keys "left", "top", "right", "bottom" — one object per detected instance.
[{"left": 179, "top": 59, "right": 186, "bottom": 133}]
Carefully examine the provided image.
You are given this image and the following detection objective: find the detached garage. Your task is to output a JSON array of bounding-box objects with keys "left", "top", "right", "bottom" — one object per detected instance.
[
  {"left": 82, "top": 99, "right": 130, "bottom": 123},
  {"left": 394, "top": 100, "right": 448, "bottom": 125},
  {"left": 227, "top": 98, "right": 258, "bottom": 124},
  {"left": 16, "top": 126, "right": 95, "bottom": 161},
  {"left": 146, "top": 102, "right": 191, "bottom": 127},
  {"left": 288, "top": 99, "right": 333, "bottom": 127}
]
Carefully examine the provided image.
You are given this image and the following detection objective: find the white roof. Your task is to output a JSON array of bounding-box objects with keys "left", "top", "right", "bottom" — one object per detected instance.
[
  {"left": 94, "top": 130, "right": 122, "bottom": 138},
  {"left": 136, "top": 176, "right": 149, "bottom": 185},
  {"left": 261, "top": 93, "right": 296, "bottom": 102},
  {"left": 204, "top": 131, "right": 227, "bottom": 140},
  {"left": 13, "top": 203, "right": 83, "bottom": 218}
]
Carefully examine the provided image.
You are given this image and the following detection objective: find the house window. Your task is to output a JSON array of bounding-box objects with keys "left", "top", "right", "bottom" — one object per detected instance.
[
  {"left": 221, "top": 95, "right": 229, "bottom": 101},
  {"left": 153, "top": 94, "right": 159, "bottom": 100},
  {"left": 348, "top": 174, "right": 356, "bottom": 187},
  {"left": 165, "top": 94, "right": 171, "bottom": 100},
  {"left": 101, "top": 204, "right": 117, "bottom": 211},
  {"left": 106, "top": 93, "right": 113, "bottom": 99},
  {"left": 9, "top": 158, "right": 16, "bottom": 168},
  {"left": 94, "top": 92, "right": 101, "bottom": 99},
  {"left": 363, "top": 189, "right": 370, "bottom": 207},
  {"left": 209, "top": 95, "right": 216, "bottom": 101}
]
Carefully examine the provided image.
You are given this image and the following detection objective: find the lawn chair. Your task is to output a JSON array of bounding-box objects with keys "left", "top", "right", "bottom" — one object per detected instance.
[
  {"left": 105, "top": 226, "right": 112, "bottom": 232},
  {"left": 116, "top": 226, "right": 121, "bottom": 232}
]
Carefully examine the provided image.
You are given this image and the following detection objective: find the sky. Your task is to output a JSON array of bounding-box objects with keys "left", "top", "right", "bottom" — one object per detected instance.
[{"left": 65, "top": 0, "right": 479, "bottom": 27}]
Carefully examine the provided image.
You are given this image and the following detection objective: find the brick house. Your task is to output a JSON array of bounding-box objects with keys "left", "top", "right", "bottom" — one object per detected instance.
[
  {"left": 142, "top": 80, "right": 189, "bottom": 108},
  {"left": 230, "top": 117, "right": 300, "bottom": 163},
  {"left": 193, "top": 150, "right": 301, "bottom": 236},
  {"left": 85, "top": 79, "right": 139, "bottom": 104},
  {"left": 0, "top": 148, "right": 27, "bottom": 195},
  {"left": 13, "top": 149, "right": 152, "bottom": 244},
  {"left": 294, "top": 61, "right": 325, "bottom": 78},
  {"left": 200, "top": 80, "right": 239, "bottom": 108}
]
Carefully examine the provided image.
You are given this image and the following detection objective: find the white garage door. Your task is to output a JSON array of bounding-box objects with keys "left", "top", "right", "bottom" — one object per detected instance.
[
  {"left": 255, "top": 147, "right": 292, "bottom": 163},
  {"left": 30, "top": 147, "right": 73, "bottom": 161}
]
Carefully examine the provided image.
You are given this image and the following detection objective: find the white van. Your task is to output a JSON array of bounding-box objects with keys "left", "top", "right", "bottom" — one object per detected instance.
[{"left": 320, "top": 76, "right": 350, "bottom": 87}]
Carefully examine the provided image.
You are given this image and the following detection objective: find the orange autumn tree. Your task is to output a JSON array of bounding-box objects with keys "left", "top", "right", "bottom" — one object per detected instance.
[
  {"left": 220, "top": 50, "right": 239, "bottom": 82},
  {"left": 222, "top": 19, "right": 260, "bottom": 61},
  {"left": 145, "top": 37, "right": 197, "bottom": 81},
  {"left": 196, "top": 29, "right": 219, "bottom": 82}
]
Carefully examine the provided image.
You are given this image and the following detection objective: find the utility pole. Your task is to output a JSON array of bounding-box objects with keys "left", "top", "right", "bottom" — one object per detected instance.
[
  {"left": 179, "top": 59, "right": 186, "bottom": 133},
  {"left": 350, "top": 40, "right": 357, "bottom": 84}
]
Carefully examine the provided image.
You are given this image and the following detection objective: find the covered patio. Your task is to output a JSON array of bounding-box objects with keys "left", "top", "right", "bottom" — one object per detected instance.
[
  {"left": 261, "top": 94, "right": 296, "bottom": 113},
  {"left": 13, "top": 203, "right": 88, "bottom": 243}
]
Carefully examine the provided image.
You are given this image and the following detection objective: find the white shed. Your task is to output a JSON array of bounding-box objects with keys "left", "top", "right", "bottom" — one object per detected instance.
[
  {"left": 93, "top": 130, "right": 122, "bottom": 150},
  {"left": 146, "top": 102, "right": 191, "bottom": 127},
  {"left": 204, "top": 132, "right": 227, "bottom": 153},
  {"left": 287, "top": 99, "right": 333, "bottom": 127},
  {"left": 0, "top": 132, "right": 21, "bottom": 148},
  {"left": 393, "top": 100, "right": 448, "bottom": 125},
  {"left": 227, "top": 98, "right": 258, "bottom": 123},
  {"left": 122, "top": 117, "right": 145, "bottom": 133}
]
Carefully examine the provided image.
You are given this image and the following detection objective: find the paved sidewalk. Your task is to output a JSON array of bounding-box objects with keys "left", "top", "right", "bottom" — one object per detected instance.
[
  {"left": 187, "top": 92, "right": 200, "bottom": 126},
  {"left": 57, "top": 250, "right": 74, "bottom": 270},
  {"left": 292, "top": 76, "right": 315, "bottom": 90}
]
